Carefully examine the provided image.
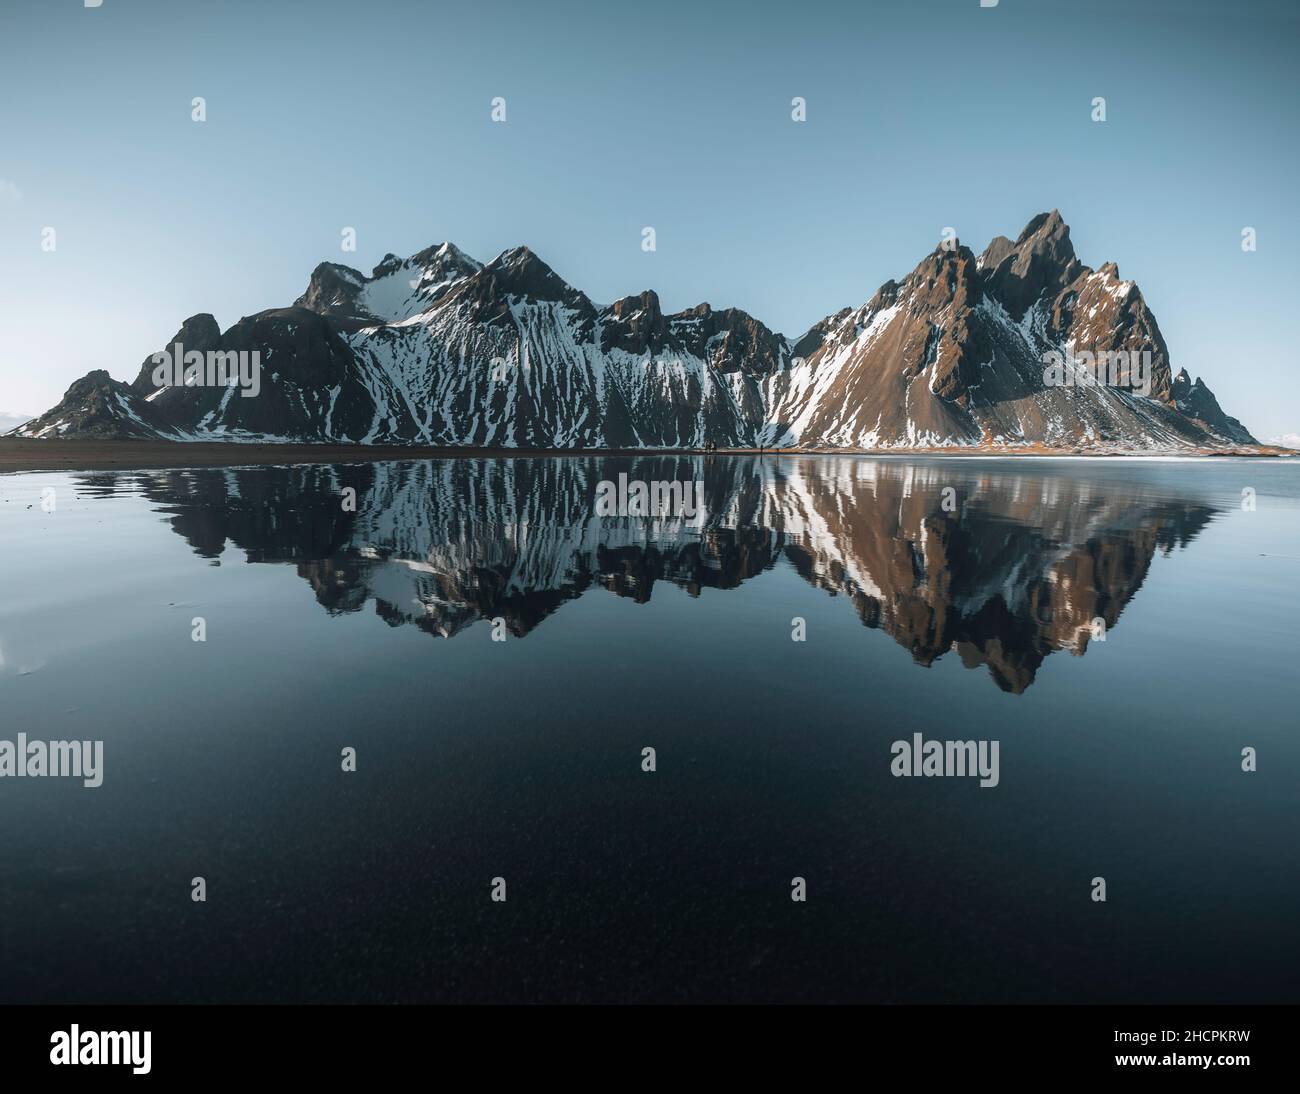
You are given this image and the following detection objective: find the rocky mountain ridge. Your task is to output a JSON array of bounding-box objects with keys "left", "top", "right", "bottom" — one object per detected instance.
[{"left": 12, "top": 212, "right": 1257, "bottom": 450}]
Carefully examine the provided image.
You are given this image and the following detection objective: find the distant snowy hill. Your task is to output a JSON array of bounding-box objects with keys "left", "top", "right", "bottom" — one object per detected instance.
[
  {"left": 15, "top": 212, "right": 1257, "bottom": 450},
  {"left": 0, "top": 411, "right": 32, "bottom": 433}
]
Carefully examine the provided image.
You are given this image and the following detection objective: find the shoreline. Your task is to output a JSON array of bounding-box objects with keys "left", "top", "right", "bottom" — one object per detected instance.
[{"left": 0, "top": 438, "right": 1293, "bottom": 474}]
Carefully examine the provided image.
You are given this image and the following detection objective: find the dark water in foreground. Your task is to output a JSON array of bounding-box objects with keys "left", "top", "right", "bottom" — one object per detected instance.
[{"left": 1, "top": 455, "right": 1297, "bottom": 1003}]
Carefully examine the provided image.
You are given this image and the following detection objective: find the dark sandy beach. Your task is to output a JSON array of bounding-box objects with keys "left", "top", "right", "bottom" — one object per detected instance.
[{"left": 0, "top": 438, "right": 1292, "bottom": 474}]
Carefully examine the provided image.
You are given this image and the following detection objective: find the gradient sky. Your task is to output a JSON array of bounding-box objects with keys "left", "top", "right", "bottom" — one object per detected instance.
[{"left": 1, "top": 0, "right": 1296, "bottom": 438}]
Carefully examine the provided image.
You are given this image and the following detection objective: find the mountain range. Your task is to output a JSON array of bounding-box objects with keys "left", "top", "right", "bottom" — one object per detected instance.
[{"left": 11, "top": 211, "right": 1257, "bottom": 450}]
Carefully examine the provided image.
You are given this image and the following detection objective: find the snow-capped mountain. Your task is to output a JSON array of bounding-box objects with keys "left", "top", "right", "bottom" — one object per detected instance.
[
  {"left": 0, "top": 411, "right": 31, "bottom": 433},
  {"left": 12, "top": 212, "right": 1257, "bottom": 449}
]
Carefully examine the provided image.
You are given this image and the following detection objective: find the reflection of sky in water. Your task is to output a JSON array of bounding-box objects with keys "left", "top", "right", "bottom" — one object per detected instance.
[{"left": 0, "top": 456, "right": 1298, "bottom": 1004}]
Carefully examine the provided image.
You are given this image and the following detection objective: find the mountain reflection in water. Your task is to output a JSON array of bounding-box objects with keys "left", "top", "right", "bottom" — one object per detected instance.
[{"left": 73, "top": 456, "right": 1217, "bottom": 693}]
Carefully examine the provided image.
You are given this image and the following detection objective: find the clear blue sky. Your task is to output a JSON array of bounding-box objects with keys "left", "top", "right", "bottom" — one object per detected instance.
[{"left": 1, "top": 0, "right": 1296, "bottom": 439}]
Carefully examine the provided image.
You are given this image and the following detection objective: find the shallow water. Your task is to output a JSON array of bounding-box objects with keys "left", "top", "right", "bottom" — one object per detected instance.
[{"left": 1, "top": 455, "right": 1297, "bottom": 1002}]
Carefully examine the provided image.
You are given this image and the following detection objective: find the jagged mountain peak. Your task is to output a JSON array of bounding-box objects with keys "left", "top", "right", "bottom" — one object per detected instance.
[
  {"left": 1017, "top": 208, "right": 1069, "bottom": 244},
  {"left": 611, "top": 288, "right": 661, "bottom": 310},
  {"left": 908, "top": 242, "right": 984, "bottom": 300},
  {"left": 293, "top": 242, "right": 482, "bottom": 329},
  {"left": 129, "top": 312, "right": 223, "bottom": 396},
  {"left": 398, "top": 242, "right": 482, "bottom": 303},
  {"left": 20, "top": 212, "right": 1261, "bottom": 451},
  {"left": 466, "top": 245, "right": 592, "bottom": 310},
  {"left": 483, "top": 244, "right": 560, "bottom": 281},
  {"left": 597, "top": 290, "right": 671, "bottom": 356},
  {"left": 15, "top": 369, "right": 175, "bottom": 439},
  {"left": 605, "top": 290, "right": 665, "bottom": 324},
  {"left": 174, "top": 312, "right": 221, "bottom": 341},
  {"left": 407, "top": 240, "right": 481, "bottom": 273},
  {"left": 979, "top": 209, "right": 1083, "bottom": 321},
  {"left": 1169, "top": 367, "right": 1254, "bottom": 443},
  {"left": 976, "top": 236, "right": 1013, "bottom": 272}
]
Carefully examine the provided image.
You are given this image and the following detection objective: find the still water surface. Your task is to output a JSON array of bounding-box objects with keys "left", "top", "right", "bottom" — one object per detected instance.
[{"left": 1, "top": 455, "right": 1296, "bottom": 1001}]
